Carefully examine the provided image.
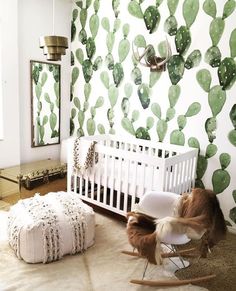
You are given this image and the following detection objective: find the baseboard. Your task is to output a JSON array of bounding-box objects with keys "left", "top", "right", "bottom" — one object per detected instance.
[{"left": 227, "top": 226, "right": 236, "bottom": 234}]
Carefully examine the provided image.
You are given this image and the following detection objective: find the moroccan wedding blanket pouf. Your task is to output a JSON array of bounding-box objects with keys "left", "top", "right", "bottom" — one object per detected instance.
[{"left": 7, "top": 191, "right": 95, "bottom": 263}]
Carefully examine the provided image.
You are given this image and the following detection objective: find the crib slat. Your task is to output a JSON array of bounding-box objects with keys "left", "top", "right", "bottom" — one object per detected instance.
[
  {"left": 181, "top": 160, "right": 187, "bottom": 193},
  {"left": 96, "top": 152, "right": 102, "bottom": 202},
  {"left": 117, "top": 155, "right": 122, "bottom": 211},
  {"left": 131, "top": 160, "right": 138, "bottom": 210},
  {"left": 189, "top": 157, "right": 195, "bottom": 190},
  {"left": 103, "top": 149, "right": 108, "bottom": 204},
  {"left": 79, "top": 176, "right": 83, "bottom": 196},
  {"left": 123, "top": 160, "right": 129, "bottom": 213},
  {"left": 109, "top": 155, "right": 115, "bottom": 208},
  {"left": 85, "top": 175, "right": 89, "bottom": 197}
]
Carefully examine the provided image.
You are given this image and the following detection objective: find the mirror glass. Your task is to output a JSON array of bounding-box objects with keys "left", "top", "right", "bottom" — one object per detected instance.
[{"left": 30, "top": 60, "right": 60, "bottom": 147}]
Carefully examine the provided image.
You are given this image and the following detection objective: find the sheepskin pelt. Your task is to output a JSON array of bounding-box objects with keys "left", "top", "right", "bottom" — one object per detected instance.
[{"left": 126, "top": 188, "right": 227, "bottom": 264}]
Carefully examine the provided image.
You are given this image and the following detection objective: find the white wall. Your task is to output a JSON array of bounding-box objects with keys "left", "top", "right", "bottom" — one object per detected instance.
[
  {"left": 18, "top": 0, "right": 71, "bottom": 164},
  {"left": 0, "top": 0, "right": 20, "bottom": 168}
]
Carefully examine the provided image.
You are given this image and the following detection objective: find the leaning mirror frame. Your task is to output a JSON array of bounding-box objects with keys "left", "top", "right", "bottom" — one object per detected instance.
[{"left": 30, "top": 60, "right": 61, "bottom": 147}]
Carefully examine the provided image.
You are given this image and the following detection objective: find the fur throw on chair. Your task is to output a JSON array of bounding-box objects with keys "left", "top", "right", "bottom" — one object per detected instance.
[{"left": 126, "top": 188, "right": 227, "bottom": 265}]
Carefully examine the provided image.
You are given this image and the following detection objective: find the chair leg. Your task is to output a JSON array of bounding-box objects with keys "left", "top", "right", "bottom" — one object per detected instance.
[
  {"left": 130, "top": 274, "right": 216, "bottom": 287},
  {"left": 142, "top": 260, "right": 149, "bottom": 279}
]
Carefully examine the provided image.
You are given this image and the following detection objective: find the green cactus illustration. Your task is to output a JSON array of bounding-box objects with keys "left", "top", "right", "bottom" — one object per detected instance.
[
  {"left": 128, "top": 0, "right": 143, "bottom": 19},
  {"left": 212, "top": 153, "right": 231, "bottom": 194},
  {"left": 164, "top": 15, "right": 178, "bottom": 36},
  {"left": 230, "top": 28, "right": 236, "bottom": 58},
  {"left": 196, "top": 155, "right": 208, "bottom": 188},
  {"left": 175, "top": 26, "right": 191, "bottom": 55},
  {"left": 167, "top": 55, "right": 185, "bottom": 85},
  {"left": 33, "top": 62, "right": 61, "bottom": 145},
  {"left": 205, "top": 143, "right": 218, "bottom": 158},
  {"left": 44, "top": 92, "right": 59, "bottom": 138},
  {"left": 208, "top": 85, "right": 226, "bottom": 117},
  {"left": 100, "top": 71, "right": 110, "bottom": 89},
  {"left": 97, "top": 124, "right": 105, "bottom": 134},
  {"left": 233, "top": 190, "right": 236, "bottom": 203},
  {"left": 205, "top": 46, "right": 221, "bottom": 67},
  {"left": 76, "top": 48, "right": 84, "bottom": 65},
  {"left": 79, "top": 28, "right": 87, "bottom": 44},
  {"left": 196, "top": 69, "right": 212, "bottom": 92},
  {"left": 71, "top": 9, "right": 78, "bottom": 42},
  {"left": 135, "top": 116, "right": 154, "bottom": 140},
  {"left": 71, "top": 51, "right": 75, "bottom": 66},
  {"left": 131, "top": 34, "right": 146, "bottom": 85},
  {"left": 121, "top": 117, "right": 136, "bottom": 135},
  {"left": 203, "top": 0, "right": 217, "bottom": 18},
  {"left": 121, "top": 109, "right": 139, "bottom": 136},
  {"left": 151, "top": 85, "right": 180, "bottom": 142},
  {"left": 70, "top": 108, "right": 76, "bottom": 135},
  {"left": 229, "top": 207, "right": 236, "bottom": 223},
  {"left": 93, "top": 56, "right": 102, "bottom": 71},
  {"left": 188, "top": 137, "right": 200, "bottom": 149},
  {"left": 89, "top": 13, "right": 99, "bottom": 39},
  {"left": 167, "top": 0, "right": 180, "bottom": 16},
  {"left": 218, "top": 57, "right": 236, "bottom": 90},
  {"left": 210, "top": 17, "right": 225, "bottom": 46},
  {"left": 82, "top": 59, "right": 93, "bottom": 83},
  {"left": 185, "top": 50, "right": 202, "bottom": 69},
  {"left": 86, "top": 37, "right": 96, "bottom": 59},
  {"left": 183, "top": 0, "right": 199, "bottom": 28},
  {"left": 170, "top": 102, "right": 201, "bottom": 145},
  {"left": 131, "top": 66, "right": 142, "bottom": 85},
  {"left": 112, "top": 0, "right": 120, "bottom": 18},
  {"left": 121, "top": 83, "right": 133, "bottom": 117},
  {"left": 205, "top": 117, "right": 216, "bottom": 143},
  {"left": 138, "top": 83, "right": 150, "bottom": 109},
  {"left": 118, "top": 30, "right": 130, "bottom": 62},
  {"left": 228, "top": 104, "right": 236, "bottom": 146},
  {"left": 87, "top": 96, "right": 104, "bottom": 135},
  {"left": 113, "top": 63, "right": 124, "bottom": 87},
  {"left": 223, "top": 0, "right": 236, "bottom": 19},
  {"left": 71, "top": 67, "right": 80, "bottom": 101},
  {"left": 144, "top": 6, "right": 160, "bottom": 34}
]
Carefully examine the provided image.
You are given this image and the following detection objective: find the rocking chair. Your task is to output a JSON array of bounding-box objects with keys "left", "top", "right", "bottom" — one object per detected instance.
[{"left": 122, "top": 190, "right": 216, "bottom": 287}]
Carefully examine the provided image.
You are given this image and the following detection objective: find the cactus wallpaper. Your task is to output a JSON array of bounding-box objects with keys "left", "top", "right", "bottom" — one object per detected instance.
[
  {"left": 70, "top": 0, "right": 236, "bottom": 227},
  {"left": 31, "top": 61, "right": 60, "bottom": 147}
]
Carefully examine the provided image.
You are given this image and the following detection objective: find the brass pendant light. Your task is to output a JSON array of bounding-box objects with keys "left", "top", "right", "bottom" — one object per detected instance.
[{"left": 39, "top": 0, "right": 68, "bottom": 61}]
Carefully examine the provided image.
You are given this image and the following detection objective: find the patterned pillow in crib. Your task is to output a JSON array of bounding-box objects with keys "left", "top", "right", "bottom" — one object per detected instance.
[{"left": 7, "top": 191, "right": 95, "bottom": 263}]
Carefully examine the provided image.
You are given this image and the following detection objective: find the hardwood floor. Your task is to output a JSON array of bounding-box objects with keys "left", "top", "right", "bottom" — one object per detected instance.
[{"left": 2, "top": 177, "right": 67, "bottom": 205}]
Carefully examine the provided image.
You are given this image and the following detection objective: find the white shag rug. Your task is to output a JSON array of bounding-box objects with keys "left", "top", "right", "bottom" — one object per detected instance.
[{"left": 0, "top": 210, "right": 207, "bottom": 291}]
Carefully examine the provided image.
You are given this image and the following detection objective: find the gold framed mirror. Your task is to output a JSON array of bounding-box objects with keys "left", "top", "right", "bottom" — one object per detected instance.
[{"left": 30, "top": 60, "right": 60, "bottom": 147}]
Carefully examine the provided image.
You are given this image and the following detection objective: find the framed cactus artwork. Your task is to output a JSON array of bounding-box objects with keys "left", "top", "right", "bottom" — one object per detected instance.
[{"left": 30, "top": 60, "right": 60, "bottom": 147}]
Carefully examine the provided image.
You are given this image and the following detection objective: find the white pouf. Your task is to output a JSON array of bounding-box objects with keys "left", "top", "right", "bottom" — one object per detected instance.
[{"left": 8, "top": 191, "right": 95, "bottom": 263}]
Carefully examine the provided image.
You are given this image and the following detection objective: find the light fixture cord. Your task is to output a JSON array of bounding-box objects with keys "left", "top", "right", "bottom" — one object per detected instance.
[{"left": 52, "top": 0, "right": 55, "bottom": 35}]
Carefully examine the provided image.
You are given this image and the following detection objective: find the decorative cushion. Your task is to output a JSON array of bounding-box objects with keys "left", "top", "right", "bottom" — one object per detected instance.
[{"left": 7, "top": 191, "right": 95, "bottom": 263}]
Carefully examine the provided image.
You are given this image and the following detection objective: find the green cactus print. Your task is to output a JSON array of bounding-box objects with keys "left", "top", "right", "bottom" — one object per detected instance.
[
  {"left": 183, "top": 0, "right": 199, "bottom": 28},
  {"left": 212, "top": 153, "right": 231, "bottom": 194},
  {"left": 70, "top": 0, "right": 236, "bottom": 226},
  {"left": 32, "top": 61, "right": 60, "bottom": 146},
  {"left": 228, "top": 104, "right": 236, "bottom": 146},
  {"left": 170, "top": 102, "right": 201, "bottom": 145}
]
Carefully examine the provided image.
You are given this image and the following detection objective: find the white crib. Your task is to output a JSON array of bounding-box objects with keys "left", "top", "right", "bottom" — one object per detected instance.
[{"left": 67, "top": 135, "right": 198, "bottom": 217}]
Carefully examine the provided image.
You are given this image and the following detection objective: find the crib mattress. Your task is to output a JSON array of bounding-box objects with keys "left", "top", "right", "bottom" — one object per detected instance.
[{"left": 8, "top": 191, "right": 95, "bottom": 263}]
